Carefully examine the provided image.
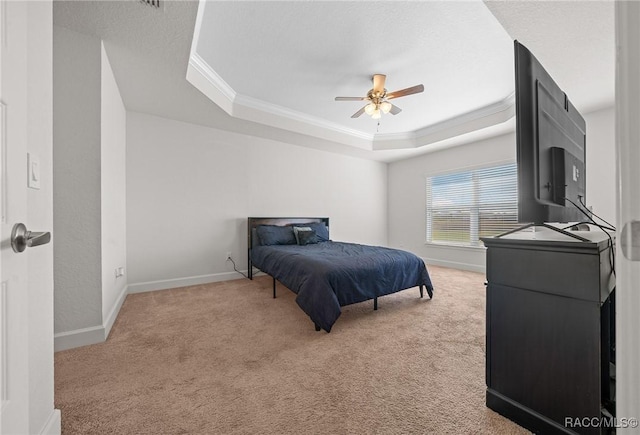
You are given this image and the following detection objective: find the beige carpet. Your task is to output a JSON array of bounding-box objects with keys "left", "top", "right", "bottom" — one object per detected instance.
[{"left": 55, "top": 265, "right": 530, "bottom": 434}]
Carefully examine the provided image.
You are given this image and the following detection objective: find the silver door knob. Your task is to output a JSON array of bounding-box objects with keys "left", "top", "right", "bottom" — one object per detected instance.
[{"left": 11, "top": 223, "right": 51, "bottom": 253}]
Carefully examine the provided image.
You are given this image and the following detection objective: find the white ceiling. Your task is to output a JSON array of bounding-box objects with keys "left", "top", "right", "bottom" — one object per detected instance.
[
  {"left": 53, "top": 0, "right": 615, "bottom": 162},
  {"left": 191, "top": 1, "right": 513, "bottom": 139}
]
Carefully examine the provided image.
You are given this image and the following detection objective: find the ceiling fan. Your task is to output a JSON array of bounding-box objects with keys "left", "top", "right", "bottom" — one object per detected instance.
[{"left": 335, "top": 74, "right": 424, "bottom": 119}]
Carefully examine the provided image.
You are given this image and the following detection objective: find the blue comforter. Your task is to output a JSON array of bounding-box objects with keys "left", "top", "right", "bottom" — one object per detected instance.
[{"left": 251, "top": 241, "right": 433, "bottom": 332}]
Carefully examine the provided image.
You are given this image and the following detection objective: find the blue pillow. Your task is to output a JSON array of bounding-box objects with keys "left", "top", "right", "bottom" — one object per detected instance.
[
  {"left": 307, "top": 222, "right": 329, "bottom": 242},
  {"left": 293, "top": 226, "right": 318, "bottom": 245},
  {"left": 256, "top": 225, "right": 296, "bottom": 246}
]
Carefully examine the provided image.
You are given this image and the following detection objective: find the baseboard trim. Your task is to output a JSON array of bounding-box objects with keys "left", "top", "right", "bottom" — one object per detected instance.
[
  {"left": 54, "top": 325, "right": 105, "bottom": 352},
  {"left": 127, "top": 270, "right": 249, "bottom": 294},
  {"left": 39, "top": 409, "right": 61, "bottom": 435},
  {"left": 104, "top": 284, "right": 128, "bottom": 340},
  {"left": 54, "top": 286, "right": 128, "bottom": 352},
  {"left": 421, "top": 257, "right": 485, "bottom": 274}
]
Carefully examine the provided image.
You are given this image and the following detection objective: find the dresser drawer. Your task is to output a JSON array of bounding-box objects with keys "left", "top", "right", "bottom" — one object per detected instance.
[{"left": 486, "top": 246, "right": 607, "bottom": 302}]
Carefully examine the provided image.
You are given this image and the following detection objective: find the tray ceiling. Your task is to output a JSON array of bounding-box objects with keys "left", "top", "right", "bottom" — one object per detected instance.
[{"left": 187, "top": 0, "right": 515, "bottom": 150}]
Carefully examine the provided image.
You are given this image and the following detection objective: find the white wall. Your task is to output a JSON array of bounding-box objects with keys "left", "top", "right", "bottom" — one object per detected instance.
[
  {"left": 53, "top": 25, "right": 103, "bottom": 333},
  {"left": 53, "top": 26, "right": 128, "bottom": 350},
  {"left": 388, "top": 107, "right": 617, "bottom": 272},
  {"left": 126, "top": 112, "right": 388, "bottom": 291},
  {"left": 585, "top": 106, "right": 616, "bottom": 225},
  {"left": 100, "top": 42, "right": 127, "bottom": 333},
  {"left": 127, "top": 106, "right": 614, "bottom": 285}
]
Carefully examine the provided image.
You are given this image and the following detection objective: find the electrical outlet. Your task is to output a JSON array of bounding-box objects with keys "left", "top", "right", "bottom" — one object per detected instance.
[{"left": 226, "top": 251, "right": 232, "bottom": 261}]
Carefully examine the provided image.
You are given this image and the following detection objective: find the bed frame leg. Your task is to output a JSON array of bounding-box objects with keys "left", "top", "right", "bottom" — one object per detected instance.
[
  {"left": 315, "top": 323, "right": 321, "bottom": 332},
  {"left": 420, "top": 285, "right": 424, "bottom": 298},
  {"left": 374, "top": 297, "right": 378, "bottom": 311},
  {"left": 273, "top": 277, "right": 276, "bottom": 298}
]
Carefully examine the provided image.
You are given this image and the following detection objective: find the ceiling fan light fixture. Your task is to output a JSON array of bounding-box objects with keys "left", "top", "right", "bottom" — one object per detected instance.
[
  {"left": 380, "top": 101, "right": 392, "bottom": 114},
  {"left": 335, "top": 75, "right": 423, "bottom": 121},
  {"left": 364, "top": 102, "right": 376, "bottom": 115}
]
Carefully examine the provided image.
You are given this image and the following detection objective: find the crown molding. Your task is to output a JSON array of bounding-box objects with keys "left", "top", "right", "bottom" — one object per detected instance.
[
  {"left": 187, "top": 51, "right": 373, "bottom": 148},
  {"left": 372, "top": 93, "right": 515, "bottom": 150},
  {"left": 187, "top": 52, "right": 236, "bottom": 114},
  {"left": 234, "top": 93, "right": 374, "bottom": 142},
  {"left": 186, "top": 48, "right": 515, "bottom": 152}
]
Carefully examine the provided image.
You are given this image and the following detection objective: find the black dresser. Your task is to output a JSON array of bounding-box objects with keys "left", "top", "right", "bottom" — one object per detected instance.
[{"left": 483, "top": 228, "right": 616, "bottom": 434}]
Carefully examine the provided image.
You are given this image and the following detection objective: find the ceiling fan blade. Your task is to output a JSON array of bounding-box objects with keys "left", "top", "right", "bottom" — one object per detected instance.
[
  {"left": 389, "top": 104, "right": 402, "bottom": 115},
  {"left": 335, "top": 96, "right": 367, "bottom": 101},
  {"left": 386, "top": 84, "right": 424, "bottom": 100},
  {"left": 372, "top": 74, "right": 386, "bottom": 94},
  {"left": 351, "top": 106, "right": 367, "bottom": 118}
]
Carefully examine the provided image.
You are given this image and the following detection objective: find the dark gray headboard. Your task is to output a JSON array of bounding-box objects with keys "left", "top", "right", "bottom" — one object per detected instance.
[{"left": 247, "top": 217, "right": 329, "bottom": 279}]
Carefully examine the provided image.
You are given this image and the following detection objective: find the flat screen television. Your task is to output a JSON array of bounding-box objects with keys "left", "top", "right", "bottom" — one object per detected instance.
[{"left": 515, "top": 40, "right": 586, "bottom": 225}]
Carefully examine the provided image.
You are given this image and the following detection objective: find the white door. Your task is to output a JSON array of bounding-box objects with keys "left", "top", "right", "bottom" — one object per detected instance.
[
  {"left": 0, "top": 1, "right": 57, "bottom": 434},
  {"left": 0, "top": 0, "right": 31, "bottom": 431},
  {"left": 615, "top": 2, "right": 640, "bottom": 428}
]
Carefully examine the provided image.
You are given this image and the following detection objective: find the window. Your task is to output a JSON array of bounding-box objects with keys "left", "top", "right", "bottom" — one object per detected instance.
[{"left": 426, "top": 163, "right": 518, "bottom": 247}]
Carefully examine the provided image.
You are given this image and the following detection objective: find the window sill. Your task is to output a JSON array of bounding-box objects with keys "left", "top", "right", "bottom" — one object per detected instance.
[{"left": 424, "top": 242, "right": 487, "bottom": 251}]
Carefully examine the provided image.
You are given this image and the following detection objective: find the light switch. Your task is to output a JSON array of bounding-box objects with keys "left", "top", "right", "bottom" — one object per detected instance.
[{"left": 27, "top": 152, "right": 40, "bottom": 189}]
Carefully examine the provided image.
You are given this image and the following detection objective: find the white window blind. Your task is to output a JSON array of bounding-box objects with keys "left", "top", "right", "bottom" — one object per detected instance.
[{"left": 426, "top": 163, "right": 518, "bottom": 247}]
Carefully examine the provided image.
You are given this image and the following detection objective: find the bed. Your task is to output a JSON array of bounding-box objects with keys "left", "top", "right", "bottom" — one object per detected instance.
[{"left": 247, "top": 217, "right": 434, "bottom": 332}]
